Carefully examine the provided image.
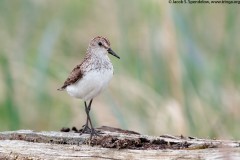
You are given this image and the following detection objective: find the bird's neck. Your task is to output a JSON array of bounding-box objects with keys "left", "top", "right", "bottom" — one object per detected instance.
[{"left": 88, "top": 49, "right": 110, "bottom": 63}]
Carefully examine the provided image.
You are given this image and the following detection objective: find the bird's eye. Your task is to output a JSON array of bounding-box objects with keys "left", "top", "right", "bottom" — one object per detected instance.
[{"left": 98, "top": 42, "right": 102, "bottom": 46}]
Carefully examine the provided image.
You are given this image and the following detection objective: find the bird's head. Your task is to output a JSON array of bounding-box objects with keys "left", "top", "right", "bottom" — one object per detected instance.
[{"left": 88, "top": 36, "right": 120, "bottom": 59}]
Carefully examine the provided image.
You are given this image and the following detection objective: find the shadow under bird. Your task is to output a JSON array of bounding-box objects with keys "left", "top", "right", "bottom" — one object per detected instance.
[{"left": 58, "top": 36, "right": 120, "bottom": 139}]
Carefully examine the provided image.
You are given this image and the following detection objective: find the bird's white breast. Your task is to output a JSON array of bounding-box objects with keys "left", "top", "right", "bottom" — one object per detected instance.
[{"left": 66, "top": 68, "right": 113, "bottom": 101}]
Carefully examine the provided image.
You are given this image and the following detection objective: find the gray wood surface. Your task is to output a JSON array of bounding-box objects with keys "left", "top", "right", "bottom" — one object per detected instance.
[{"left": 0, "top": 127, "right": 239, "bottom": 160}]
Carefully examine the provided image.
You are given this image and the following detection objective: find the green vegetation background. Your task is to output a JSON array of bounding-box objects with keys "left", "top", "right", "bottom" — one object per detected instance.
[{"left": 0, "top": 0, "right": 239, "bottom": 139}]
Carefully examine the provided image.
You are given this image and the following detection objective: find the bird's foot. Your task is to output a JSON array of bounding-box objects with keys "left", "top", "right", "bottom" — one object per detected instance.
[
  {"left": 89, "top": 128, "right": 101, "bottom": 139},
  {"left": 79, "top": 125, "right": 91, "bottom": 134}
]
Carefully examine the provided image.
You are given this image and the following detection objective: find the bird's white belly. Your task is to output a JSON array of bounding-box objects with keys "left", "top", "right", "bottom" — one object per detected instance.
[{"left": 66, "top": 69, "right": 113, "bottom": 101}]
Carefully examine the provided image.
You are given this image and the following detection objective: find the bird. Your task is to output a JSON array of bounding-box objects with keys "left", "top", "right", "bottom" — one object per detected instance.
[{"left": 58, "top": 36, "right": 120, "bottom": 139}]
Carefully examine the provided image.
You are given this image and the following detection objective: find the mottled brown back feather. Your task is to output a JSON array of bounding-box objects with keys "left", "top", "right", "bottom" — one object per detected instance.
[{"left": 57, "top": 64, "right": 83, "bottom": 91}]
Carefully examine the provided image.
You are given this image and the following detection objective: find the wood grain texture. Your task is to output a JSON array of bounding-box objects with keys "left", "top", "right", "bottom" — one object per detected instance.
[{"left": 0, "top": 127, "right": 240, "bottom": 160}]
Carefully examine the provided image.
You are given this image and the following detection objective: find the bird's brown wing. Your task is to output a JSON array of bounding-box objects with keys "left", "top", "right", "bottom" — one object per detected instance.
[{"left": 57, "top": 64, "right": 83, "bottom": 91}]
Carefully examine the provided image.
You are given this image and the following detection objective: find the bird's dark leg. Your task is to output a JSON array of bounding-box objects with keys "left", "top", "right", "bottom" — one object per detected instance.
[
  {"left": 80, "top": 101, "right": 91, "bottom": 134},
  {"left": 86, "top": 99, "right": 100, "bottom": 139},
  {"left": 80, "top": 99, "right": 100, "bottom": 138},
  {"left": 88, "top": 99, "right": 92, "bottom": 112}
]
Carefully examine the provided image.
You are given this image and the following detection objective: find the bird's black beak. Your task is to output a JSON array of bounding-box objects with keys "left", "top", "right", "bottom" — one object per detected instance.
[{"left": 107, "top": 48, "right": 120, "bottom": 59}]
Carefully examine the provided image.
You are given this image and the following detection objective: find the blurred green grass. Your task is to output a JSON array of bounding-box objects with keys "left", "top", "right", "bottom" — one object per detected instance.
[{"left": 0, "top": 0, "right": 239, "bottom": 139}]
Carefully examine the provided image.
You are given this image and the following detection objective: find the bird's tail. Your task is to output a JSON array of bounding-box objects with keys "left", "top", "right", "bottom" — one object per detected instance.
[
  {"left": 57, "top": 85, "right": 67, "bottom": 91},
  {"left": 57, "top": 87, "right": 64, "bottom": 91}
]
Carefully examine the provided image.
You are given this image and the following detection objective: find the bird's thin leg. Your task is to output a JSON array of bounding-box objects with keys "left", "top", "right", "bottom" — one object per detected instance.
[
  {"left": 84, "top": 101, "right": 90, "bottom": 126},
  {"left": 88, "top": 99, "right": 92, "bottom": 112},
  {"left": 80, "top": 99, "right": 100, "bottom": 138},
  {"left": 87, "top": 99, "right": 100, "bottom": 139},
  {"left": 80, "top": 101, "right": 91, "bottom": 134},
  {"left": 85, "top": 99, "right": 92, "bottom": 127}
]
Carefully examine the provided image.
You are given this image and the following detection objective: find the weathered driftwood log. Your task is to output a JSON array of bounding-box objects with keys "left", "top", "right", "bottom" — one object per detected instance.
[{"left": 0, "top": 126, "right": 239, "bottom": 159}]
